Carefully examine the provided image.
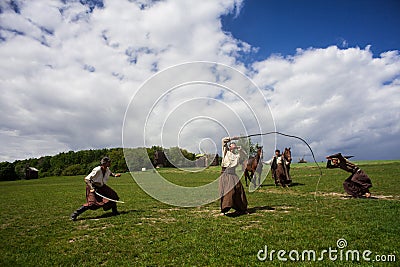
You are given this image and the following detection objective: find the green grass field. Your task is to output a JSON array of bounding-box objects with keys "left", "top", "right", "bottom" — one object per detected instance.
[{"left": 1, "top": 161, "right": 399, "bottom": 266}]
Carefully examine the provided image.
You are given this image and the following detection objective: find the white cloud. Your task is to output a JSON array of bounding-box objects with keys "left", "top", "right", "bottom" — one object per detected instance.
[
  {"left": 0, "top": 0, "right": 399, "bottom": 163},
  {"left": 251, "top": 46, "right": 400, "bottom": 160},
  {"left": 0, "top": 0, "right": 248, "bottom": 162}
]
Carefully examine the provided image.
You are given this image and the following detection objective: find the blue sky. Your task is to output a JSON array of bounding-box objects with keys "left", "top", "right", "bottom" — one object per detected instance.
[
  {"left": 222, "top": 0, "right": 400, "bottom": 60},
  {"left": 0, "top": 0, "right": 399, "bottom": 162}
]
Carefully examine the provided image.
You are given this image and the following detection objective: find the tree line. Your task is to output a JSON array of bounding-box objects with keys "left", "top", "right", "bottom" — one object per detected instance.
[
  {"left": 0, "top": 137, "right": 256, "bottom": 181},
  {"left": 0, "top": 146, "right": 197, "bottom": 181}
]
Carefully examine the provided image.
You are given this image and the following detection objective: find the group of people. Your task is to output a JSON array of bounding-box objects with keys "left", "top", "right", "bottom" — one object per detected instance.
[
  {"left": 218, "top": 137, "right": 373, "bottom": 216},
  {"left": 70, "top": 138, "right": 373, "bottom": 220}
]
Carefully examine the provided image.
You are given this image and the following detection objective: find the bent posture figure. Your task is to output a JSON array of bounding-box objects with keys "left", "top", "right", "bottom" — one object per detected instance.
[
  {"left": 326, "top": 153, "right": 372, "bottom": 198},
  {"left": 70, "top": 157, "right": 121, "bottom": 221}
]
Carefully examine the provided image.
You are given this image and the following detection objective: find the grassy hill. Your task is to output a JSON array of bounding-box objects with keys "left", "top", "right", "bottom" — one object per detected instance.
[{"left": 1, "top": 160, "right": 399, "bottom": 266}]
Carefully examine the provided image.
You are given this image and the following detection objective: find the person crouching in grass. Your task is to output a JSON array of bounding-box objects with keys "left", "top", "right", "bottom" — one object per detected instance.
[
  {"left": 70, "top": 157, "right": 121, "bottom": 221},
  {"left": 326, "top": 153, "right": 372, "bottom": 198}
]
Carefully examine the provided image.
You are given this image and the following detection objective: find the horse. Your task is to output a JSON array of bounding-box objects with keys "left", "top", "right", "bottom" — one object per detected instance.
[
  {"left": 275, "top": 147, "right": 292, "bottom": 187},
  {"left": 243, "top": 146, "right": 263, "bottom": 187}
]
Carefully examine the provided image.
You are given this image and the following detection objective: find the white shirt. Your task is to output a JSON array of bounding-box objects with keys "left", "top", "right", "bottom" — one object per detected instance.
[
  {"left": 84, "top": 166, "right": 112, "bottom": 187},
  {"left": 221, "top": 137, "right": 240, "bottom": 168},
  {"left": 265, "top": 155, "right": 289, "bottom": 166}
]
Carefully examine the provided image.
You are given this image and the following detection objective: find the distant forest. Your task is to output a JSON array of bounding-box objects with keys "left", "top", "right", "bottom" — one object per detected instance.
[
  {"left": 0, "top": 137, "right": 256, "bottom": 181},
  {"left": 0, "top": 146, "right": 198, "bottom": 181}
]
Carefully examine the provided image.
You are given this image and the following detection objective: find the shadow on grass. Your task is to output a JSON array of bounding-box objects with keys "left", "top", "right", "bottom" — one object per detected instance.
[
  {"left": 224, "top": 206, "right": 275, "bottom": 217},
  {"left": 78, "top": 209, "right": 145, "bottom": 221},
  {"left": 248, "top": 206, "right": 275, "bottom": 214},
  {"left": 258, "top": 184, "right": 277, "bottom": 187},
  {"left": 289, "top": 182, "right": 305, "bottom": 187},
  {"left": 343, "top": 195, "right": 378, "bottom": 200},
  {"left": 252, "top": 182, "right": 305, "bottom": 188}
]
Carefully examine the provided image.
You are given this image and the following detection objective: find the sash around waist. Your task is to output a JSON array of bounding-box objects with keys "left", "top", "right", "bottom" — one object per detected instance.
[{"left": 221, "top": 167, "right": 236, "bottom": 175}]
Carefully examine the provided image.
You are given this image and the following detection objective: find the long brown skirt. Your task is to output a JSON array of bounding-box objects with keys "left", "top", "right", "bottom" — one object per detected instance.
[
  {"left": 343, "top": 169, "right": 372, "bottom": 197},
  {"left": 219, "top": 171, "right": 248, "bottom": 213},
  {"left": 83, "top": 184, "right": 119, "bottom": 211}
]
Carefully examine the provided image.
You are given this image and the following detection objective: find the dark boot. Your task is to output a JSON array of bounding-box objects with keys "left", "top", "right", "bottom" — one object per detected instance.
[
  {"left": 112, "top": 206, "right": 120, "bottom": 216},
  {"left": 70, "top": 205, "right": 88, "bottom": 221}
]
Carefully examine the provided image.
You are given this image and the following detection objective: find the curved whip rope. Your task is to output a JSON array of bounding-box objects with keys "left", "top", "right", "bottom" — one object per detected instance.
[{"left": 239, "top": 131, "right": 323, "bottom": 208}]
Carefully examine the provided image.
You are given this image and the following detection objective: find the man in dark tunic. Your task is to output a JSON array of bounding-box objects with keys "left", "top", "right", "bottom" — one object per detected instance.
[
  {"left": 326, "top": 153, "right": 372, "bottom": 198},
  {"left": 219, "top": 136, "right": 248, "bottom": 215},
  {"left": 265, "top": 149, "right": 281, "bottom": 186}
]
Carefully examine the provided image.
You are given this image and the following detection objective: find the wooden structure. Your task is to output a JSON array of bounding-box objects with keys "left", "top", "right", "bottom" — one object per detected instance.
[
  {"left": 25, "top": 166, "right": 39, "bottom": 179},
  {"left": 195, "top": 155, "right": 207, "bottom": 167},
  {"left": 154, "top": 151, "right": 167, "bottom": 167},
  {"left": 195, "top": 154, "right": 220, "bottom": 167},
  {"left": 210, "top": 154, "right": 220, "bottom": 166}
]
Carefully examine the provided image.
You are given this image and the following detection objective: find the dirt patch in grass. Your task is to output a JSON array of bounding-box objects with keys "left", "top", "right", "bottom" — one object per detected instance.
[
  {"left": 138, "top": 216, "right": 177, "bottom": 224},
  {"left": 157, "top": 208, "right": 181, "bottom": 213},
  {"left": 315, "top": 192, "right": 399, "bottom": 200},
  {"left": 240, "top": 220, "right": 262, "bottom": 230}
]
